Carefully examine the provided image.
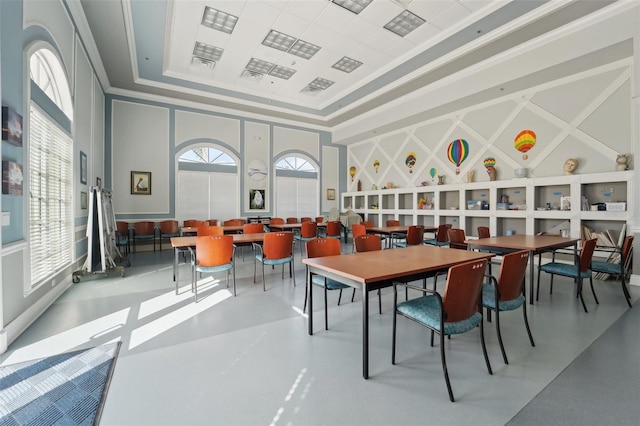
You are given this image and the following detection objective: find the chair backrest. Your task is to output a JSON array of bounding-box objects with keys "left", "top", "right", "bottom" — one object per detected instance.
[
  {"left": 437, "top": 223, "right": 453, "bottom": 242},
  {"left": 269, "top": 217, "right": 285, "bottom": 225},
  {"left": 621, "top": 235, "right": 634, "bottom": 270},
  {"left": 315, "top": 216, "right": 325, "bottom": 224},
  {"left": 361, "top": 220, "right": 374, "bottom": 229},
  {"left": 208, "top": 219, "right": 221, "bottom": 226},
  {"left": 477, "top": 226, "right": 490, "bottom": 239},
  {"left": 326, "top": 221, "right": 342, "bottom": 237},
  {"left": 352, "top": 224, "right": 366, "bottom": 239},
  {"left": 183, "top": 220, "right": 205, "bottom": 228},
  {"left": 134, "top": 221, "right": 155, "bottom": 236},
  {"left": 116, "top": 221, "right": 129, "bottom": 234},
  {"left": 159, "top": 220, "right": 179, "bottom": 235},
  {"left": 197, "top": 226, "right": 224, "bottom": 236},
  {"left": 243, "top": 223, "right": 264, "bottom": 234},
  {"left": 286, "top": 217, "right": 299, "bottom": 224},
  {"left": 306, "top": 238, "right": 341, "bottom": 259},
  {"left": 223, "top": 219, "right": 245, "bottom": 226},
  {"left": 300, "top": 217, "right": 313, "bottom": 223},
  {"left": 386, "top": 219, "right": 400, "bottom": 226},
  {"left": 496, "top": 251, "right": 529, "bottom": 301},
  {"left": 579, "top": 238, "right": 597, "bottom": 272},
  {"left": 447, "top": 228, "right": 467, "bottom": 250},
  {"left": 300, "top": 221, "right": 318, "bottom": 238},
  {"left": 195, "top": 235, "right": 233, "bottom": 267},
  {"left": 405, "top": 225, "right": 425, "bottom": 246},
  {"left": 263, "top": 232, "right": 294, "bottom": 260},
  {"left": 354, "top": 234, "right": 382, "bottom": 252},
  {"left": 443, "top": 259, "right": 487, "bottom": 322}
]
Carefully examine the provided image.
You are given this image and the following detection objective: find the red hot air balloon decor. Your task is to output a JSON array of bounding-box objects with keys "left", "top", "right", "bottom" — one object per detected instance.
[
  {"left": 514, "top": 130, "right": 536, "bottom": 160},
  {"left": 405, "top": 152, "right": 416, "bottom": 174},
  {"left": 447, "top": 139, "right": 469, "bottom": 175}
]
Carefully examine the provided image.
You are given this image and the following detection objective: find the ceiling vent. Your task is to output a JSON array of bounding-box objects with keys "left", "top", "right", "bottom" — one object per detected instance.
[
  {"left": 191, "top": 56, "right": 215, "bottom": 70},
  {"left": 240, "top": 70, "right": 263, "bottom": 81}
]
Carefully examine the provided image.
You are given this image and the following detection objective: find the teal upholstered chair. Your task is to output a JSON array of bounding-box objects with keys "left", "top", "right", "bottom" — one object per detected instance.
[
  {"left": 133, "top": 221, "right": 156, "bottom": 252},
  {"left": 190, "top": 235, "right": 236, "bottom": 301},
  {"left": 424, "top": 223, "right": 452, "bottom": 247},
  {"left": 536, "top": 238, "right": 598, "bottom": 313},
  {"left": 158, "top": 220, "right": 179, "bottom": 251},
  {"left": 482, "top": 250, "right": 535, "bottom": 364},
  {"left": 295, "top": 221, "right": 318, "bottom": 257},
  {"left": 590, "top": 235, "right": 633, "bottom": 307},
  {"left": 392, "top": 259, "right": 492, "bottom": 402},
  {"left": 393, "top": 225, "right": 424, "bottom": 248},
  {"left": 254, "top": 232, "right": 295, "bottom": 291},
  {"left": 303, "top": 238, "right": 350, "bottom": 330}
]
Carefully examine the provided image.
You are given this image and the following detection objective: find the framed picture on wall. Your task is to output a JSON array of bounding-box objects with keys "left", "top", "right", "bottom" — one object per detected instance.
[
  {"left": 249, "top": 189, "right": 265, "bottom": 210},
  {"left": 131, "top": 171, "right": 151, "bottom": 195},
  {"left": 80, "top": 151, "right": 87, "bottom": 184},
  {"left": 2, "top": 160, "right": 23, "bottom": 195},
  {"left": 2, "top": 106, "right": 23, "bottom": 146},
  {"left": 96, "top": 177, "right": 102, "bottom": 188},
  {"left": 327, "top": 188, "right": 336, "bottom": 200},
  {"left": 80, "top": 191, "right": 87, "bottom": 209}
]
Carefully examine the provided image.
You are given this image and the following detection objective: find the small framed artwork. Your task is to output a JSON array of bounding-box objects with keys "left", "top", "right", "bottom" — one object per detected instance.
[
  {"left": 131, "top": 171, "right": 151, "bottom": 195},
  {"left": 249, "top": 189, "right": 265, "bottom": 210},
  {"left": 96, "top": 177, "right": 102, "bottom": 188},
  {"left": 80, "top": 191, "right": 88, "bottom": 209},
  {"left": 80, "top": 151, "right": 87, "bottom": 184},
  {"left": 327, "top": 188, "right": 336, "bottom": 200},
  {"left": 2, "top": 160, "right": 23, "bottom": 195},
  {"left": 2, "top": 106, "right": 23, "bottom": 146}
]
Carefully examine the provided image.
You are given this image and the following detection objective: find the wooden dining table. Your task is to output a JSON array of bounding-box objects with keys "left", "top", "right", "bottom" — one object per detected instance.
[
  {"left": 267, "top": 222, "right": 326, "bottom": 231},
  {"left": 170, "top": 233, "right": 266, "bottom": 288},
  {"left": 366, "top": 225, "right": 438, "bottom": 248},
  {"left": 303, "top": 245, "right": 494, "bottom": 379},
  {"left": 465, "top": 234, "right": 579, "bottom": 304}
]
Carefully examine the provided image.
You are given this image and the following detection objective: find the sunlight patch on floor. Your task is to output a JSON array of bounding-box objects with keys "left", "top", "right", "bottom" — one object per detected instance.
[{"left": 1, "top": 309, "right": 130, "bottom": 365}]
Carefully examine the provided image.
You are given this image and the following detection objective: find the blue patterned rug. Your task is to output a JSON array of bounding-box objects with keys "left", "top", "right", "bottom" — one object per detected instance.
[{"left": 0, "top": 342, "right": 121, "bottom": 425}]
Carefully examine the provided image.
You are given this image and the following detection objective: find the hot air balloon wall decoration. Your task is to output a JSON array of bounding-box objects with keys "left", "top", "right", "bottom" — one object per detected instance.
[
  {"left": 349, "top": 166, "right": 356, "bottom": 182},
  {"left": 447, "top": 139, "right": 469, "bottom": 175},
  {"left": 405, "top": 152, "right": 416, "bottom": 174},
  {"left": 429, "top": 167, "right": 437, "bottom": 182},
  {"left": 373, "top": 159, "right": 380, "bottom": 173},
  {"left": 514, "top": 130, "right": 536, "bottom": 160}
]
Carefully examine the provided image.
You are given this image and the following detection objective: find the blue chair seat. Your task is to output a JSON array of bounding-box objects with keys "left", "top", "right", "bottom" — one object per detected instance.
[
  {"left": 590, "top": 260, "right": 622, "bottom": 275},
  {"left": 196, "top": 263, "right": 233, "bottom": 274},
  {"left": 255, "top": 254, "right": 293, "bottom": 266},
  {"left": 396, "top": 295, "right": 482, "bottom": 335},
  {"left": 539, "top": 262, "right": 591, "bottom": 278},
  {"left": 311, "top": 275, "right": 350, "bottom": 290},
  {"left": 423, "top": 239, "right": 449, "bottom": 247},
  {"left": 482, "top": 284, "right": 525, "bottom": 311}
]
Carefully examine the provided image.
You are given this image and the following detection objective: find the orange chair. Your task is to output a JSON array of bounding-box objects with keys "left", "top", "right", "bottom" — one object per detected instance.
[
  {"left": 197, "top": 226, "right": 223, "bottom": 236},
  {"left": 269, "top": 217, "right": 285, "bottom": 225},
  {"left": 223, "top": 219, "right": 245, "bottom": 226},
  {"left": 133, "top": 221, "right": 156, "bottom": 252},
  {"left": 304, "top": 238, "right": 351, "bottom": 330},
  {"left": 477, "top": 226, "right": 491, "bottom": 239},
  {"left": 300, "top": 217, "right": 313, "bottom": 223},
  {"left": 159, "top": 220, "right": 179, "bottom": 251},
  {"left": 424, "top": 223, "right": 452, "bottom": 247},
  {"left": 208, "top": 219, "right": 221, "bottom": 226},
  {"left": 324, "top": 221, "right": 342, "bottom": 239},
  {"left": 242, "top": 223, "right": 264, "bottom": 234},
  {"left": 392, "top": 259, "right": 492, "bottom": 402},
  {"left": 590, "top": 235, "right": 634, "bottom": 307},
  {"left": 253, "top": 232, "right": 295, "bottom": 291},
  {"left": 115, "top": 221, "right": 131, "bottom": 256},
  {"left": 286, "top": 217, "right": 299, "bottom": 224},
  {"left": 295, "top": 221, "right": 318, "bottom": 257},
  {"left": 315, "top": 216, "right": 325, "bottom": 224},
  {"left": 482, "top": 251, "right": 534, "bottom": 364},
  {"left": 386, "top": 219, "right": 400, "bottom": 226},
  {"left": 361, "top": 221, "right": 374, "bottom": 229},
  {"left": 394, "top": 225, "right": 424, "bottom": 248},
  {"left": 353, "top": 234, "right": 383, "bottom": 312},
  {"left": 184, "top": 220, "right": 206, "bottom": 228},
  {"left": 190, "top": 235, "right": 236, "bottom": 300},
  {"left": 447, "top": 228, "right": 467, "bottom": 250}
]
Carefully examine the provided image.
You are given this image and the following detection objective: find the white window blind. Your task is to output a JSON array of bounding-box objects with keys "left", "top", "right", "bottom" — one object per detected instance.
[
  {"left": 29, "top": 103, "right": 73, "bottom": 288},
  {"left": 276, "top": 176, "right": 318, "bottom": 218},
  {"left": 176, "top": 170, "right": 238, "bottom": 222}
]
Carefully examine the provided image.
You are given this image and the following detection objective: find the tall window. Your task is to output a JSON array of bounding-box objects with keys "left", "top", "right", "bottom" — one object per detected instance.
[
  {"left": 28, "top": 48, "right": 73, "bottom": 289},
  {"left": 275, "top": 155, "right": 318, "bottom": 219}
]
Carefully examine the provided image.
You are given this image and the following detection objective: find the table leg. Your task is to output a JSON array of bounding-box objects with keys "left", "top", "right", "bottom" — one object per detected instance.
[
  {"left": 174, "top": 247, "right": 179, "bottom": 293},
  {"left": 529, "top": 251, "right": 535, "bottom": 305},
  {"left": 308, "top": 270, "right": 314, "bottom": 336},
  {"left": 362, "top": 284, "right": 369, "bottom": 379}
]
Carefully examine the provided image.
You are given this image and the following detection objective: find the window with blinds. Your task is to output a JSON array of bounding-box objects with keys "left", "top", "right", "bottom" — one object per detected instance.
[{"left": 29, "top": 103, "right": 73, "bottom": 288}]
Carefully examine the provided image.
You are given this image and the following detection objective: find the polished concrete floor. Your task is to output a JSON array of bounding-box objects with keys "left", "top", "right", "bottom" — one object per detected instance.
[{"left": 1, "top": 245, "right": 638, "bottom": 425}]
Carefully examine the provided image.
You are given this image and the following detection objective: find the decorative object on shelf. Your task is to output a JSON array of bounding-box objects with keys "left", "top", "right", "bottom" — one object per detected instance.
[
  {"left": 2, "top": 106, "right": 23, "bottom": 146},
  {"left": 429, "top": 167, "right": 437, "bottom": 182},
  {"left": 615, "top": 154, "right": 630, "bottom": 171},
  {"left": 466, "top": 170, "right": 474, "bottom": 183},
  {"left": 420, "top": 181, "right": 428, "bottom": 186},
  {"left": 514, "top": 129, "right": 536, "bottom": 160},
  {"left": 373, "top": 159, "right": 380, "bottom": 173},
  {"left": 447, "top": 139, "right": 469, "bottom": 175},
  {"left": 131, "top": 171, "right": 151, "bottom": 195},
  {"left": 418, "top": 197, "right": 426, "bottom": 209},
  {"left": 349, "top": 166, "right": 356, "bottom": 181},
  {"left": 2, "top": 160, "right": 23, "bottom": 195},
  {"left": 563, "top": 158, "right": 578, "bottom": 175},
  {"left": 501, "top": 194, "right": 509, "bottom": 203},
  {"left": 514, "top": 168, "right": 527, "bottom": 178},
  {"left": 560, "top": 196, "right": 571, "bottom": 210},
  {"left": 483, "top": 157, "right": 497, "bottom": 181},
  {"left": 405, "top": 152, "right": 416, "bottom": 174},
  {"left": 371, "top": 184, "right": 377, "bottom": 190},
  {"left": 357, "top": 179, "right": 362, "bottom": 191},
  {"left": 437, "top": 175, "right": 445, "bottom": 185}
]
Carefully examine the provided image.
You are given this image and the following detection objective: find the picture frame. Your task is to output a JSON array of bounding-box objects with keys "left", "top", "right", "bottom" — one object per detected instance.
[
  {"left": 2, "top": 106, "right": 23, "bottom": 146},
  {"left": 249, "top": 189, "right": 265, "bottom": 210},
  {"left": 2, "top": 160, "right": 24, "bottom": 195},
  {"left": 96, "top": 177, "right": 102, "bottom": 188},
  {"left": 131, "top": 171, "right": 151, "bottom": 195},
  {"left": 327, "top": 188, "right": 336, "bottom": 200},
  {"left": 80, "top": 191, "right": 87, "bottom": 209},
  {"left": 80, "top": 151, "right": 87, "bottom": 184}
]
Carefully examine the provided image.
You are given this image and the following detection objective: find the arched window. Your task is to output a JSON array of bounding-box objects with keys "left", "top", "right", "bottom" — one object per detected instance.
[
  {"left": 274, "top": 155, "right": 318, "bottom": 219},
  {"left": 275, "top": 156, "right": 315, "bottom": 172},
  {"left": 28, "top": 47, "right": 73, "bottom": 289},
  {"left": 179, "top": 147, "right": 236, "bottom": 165}
]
